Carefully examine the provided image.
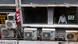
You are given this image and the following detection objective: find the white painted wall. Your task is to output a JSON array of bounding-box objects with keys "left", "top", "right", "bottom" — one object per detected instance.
[
  {"left": 19, "top": 41, "right": 58, "bottom": 44},
  {"left": 48, "top": 8, "right": 54, "bottom": 25},
  {"left": 0, "top": 40, "right": 78, "bottom": 44},
  {"left": 0, "top": 40, "right": 17, "bottom": 44},
  {"left": 19, "top": 41, "right": 78, "bottom": 44}
]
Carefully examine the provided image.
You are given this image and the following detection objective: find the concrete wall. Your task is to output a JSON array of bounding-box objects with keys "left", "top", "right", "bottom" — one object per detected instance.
[
  {"left": 0, "top": 40, "right": 78, "bottom": 44},
  {"left": 19, "top": 41, "right": 59, "bottom": 44},
  {"left": 48, "top": 8, "right": 54, "bottom": 25},
  {"left": 19, "top": 41, "right": 78, "bottom": 44},
  {"left": 0, "top": 40, "right": 17, "bottom": 44}
]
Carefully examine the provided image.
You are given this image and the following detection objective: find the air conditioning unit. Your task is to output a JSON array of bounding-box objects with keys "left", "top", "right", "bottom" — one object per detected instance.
[
  {"left": 1, "top": 28, "right": 16, "bottom": 39},
  {"left": 5, "top": 20, "right": 16, "bottom": 29},
  {"left": 24, "top": 28, "right": 37, "bottom": 40},
  {"left": 66, "top": 30, "right": 78, "bottom": 41},
  {"left": 7, "top": 13, "right": 15, "bottom": 21},
  {"left": 42, "top": 28, "right": 55, "bottom": 40},
  {"left": 55, "top": 29, "right": 65, "bottom": 41}
]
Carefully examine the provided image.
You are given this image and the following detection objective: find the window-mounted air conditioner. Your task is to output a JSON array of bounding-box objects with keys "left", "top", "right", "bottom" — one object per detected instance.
[
  {"left": 66, "top": 30, "right": 78, "bottom": 41},
  {"left": 42, "top": 28, "right": 55, "bottom": 40},
  {"left": 24, "top": 28, "right": 37, "bottom": 40},
  {"left": 5, "top": 20, "right": 16, "bottom": 29},
  {"left": 1, "top": 28, "right": 16, "bottom": 39},
  {"left": 7, "top": 13, "right": 15, "bottom": 21}
]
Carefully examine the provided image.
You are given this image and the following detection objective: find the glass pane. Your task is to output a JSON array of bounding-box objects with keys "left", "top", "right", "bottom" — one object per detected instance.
[
  {"left": 21, "top": 0, "right": 78, "bottom": 4},
  {"left": 0, "top": 7, "right": 15, "bottom": 12},
  {"left": 0, "top": 0, "right": 15, "bottom": 4}
]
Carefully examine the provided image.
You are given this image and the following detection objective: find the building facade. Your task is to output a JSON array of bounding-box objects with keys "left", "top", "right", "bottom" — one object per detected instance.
[
  {"left": 20, "top": 0, "right": 78, "bottom": 41},
  {"left": 0, "top": 0, "right": 78, "bottom": 41}
]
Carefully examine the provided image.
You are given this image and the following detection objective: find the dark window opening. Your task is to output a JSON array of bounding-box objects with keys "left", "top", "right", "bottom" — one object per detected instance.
[
  {"left": 22, "top": 7, "right": 47, "bottom": 24},
  {"left": 54, "top": 7, "right": 77, "bottom": 24}
]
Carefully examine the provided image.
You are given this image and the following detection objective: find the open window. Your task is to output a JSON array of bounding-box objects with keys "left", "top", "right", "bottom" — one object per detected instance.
[
  {"left": 22, "top": 7, "right": 48, "bottom": 24},
  {"left": 0, "top": 13, "right": 7, "bottom": 24},
  {"left": 54, "top": 7, "right": 78, "bottom": 24}
]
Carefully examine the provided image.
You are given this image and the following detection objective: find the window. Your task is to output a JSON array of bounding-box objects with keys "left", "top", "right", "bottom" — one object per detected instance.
[
  {"left": 22, "top": 7, "right": 47, "bottom": 24},
  {"left": 0, "top": 13, "right": 7, "bottom": 24},
  {"left": 54, "top": 7, "right": 77, "bottom": 24}
]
